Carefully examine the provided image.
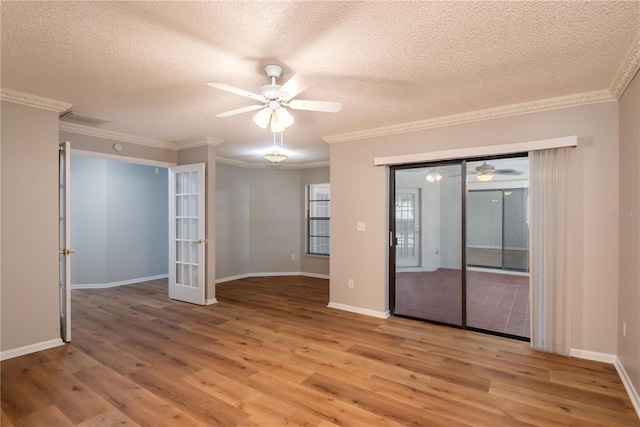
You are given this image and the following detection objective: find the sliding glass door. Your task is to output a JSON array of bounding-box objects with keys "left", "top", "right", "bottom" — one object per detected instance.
[
  {"left": 390, "top": 155, "right": 530, "bottom": 339},
  {"left": 392, "top": 163, "right": 463, "bottom": 326}
]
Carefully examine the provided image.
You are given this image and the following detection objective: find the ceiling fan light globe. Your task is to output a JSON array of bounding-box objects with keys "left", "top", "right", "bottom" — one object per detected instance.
[
  {"left": 425, "top": 171, "right": 442, "bottom": 182},
  {"left": 275, "top": 107, "right": 294, "bottom": 127},
  {"left": 270, "top": 119, "right": 286, "bottom": 133},
  {"left": 477, "top": 173, "right": 493, "bottom": 182},
  {"left": 253, "top": 108, "right": 271, "bottom": 129}
]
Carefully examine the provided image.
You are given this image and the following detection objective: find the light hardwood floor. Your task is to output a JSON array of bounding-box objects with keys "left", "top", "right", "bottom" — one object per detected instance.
[{"left": 2, "top": 276, "right": 638, "bottom": 426}]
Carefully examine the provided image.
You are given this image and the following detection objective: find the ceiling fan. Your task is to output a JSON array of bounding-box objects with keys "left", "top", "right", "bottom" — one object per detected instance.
[
  {"left": 207, "top": 64, "right": 342, "bottom": 132},
  {"left": 470, "top": 161, "right": 522, "bottom": 181}
]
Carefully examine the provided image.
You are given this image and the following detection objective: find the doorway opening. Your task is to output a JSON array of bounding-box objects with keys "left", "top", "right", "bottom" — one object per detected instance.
[{"left": 389, "top": 154, "right": 530, "bottom": 340}]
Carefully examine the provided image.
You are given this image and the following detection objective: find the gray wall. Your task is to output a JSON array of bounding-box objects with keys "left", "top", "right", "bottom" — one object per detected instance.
[
  {"left": 330, "top": 101, "right": 620, "bottom": 355},
  {"left": 215, "top": 163, "right": 250, "bottom": 279},
  {"left": 216, "top": 164, "right": 330, "bottom": 280},
  {"left": 249, "top": 168, "right": 302, "bottom": 273},
  {"left": 70, "top": 156, "right": 168, "bottom": 285},
  {"left": 618, "top": 70, "right": 640, "bottom": 398},
  {"left": 60, "top": 130, "right": 178, "bottom": 164},
  {"left": 1, "top": 101, "right": 61, "bottom": 352}
]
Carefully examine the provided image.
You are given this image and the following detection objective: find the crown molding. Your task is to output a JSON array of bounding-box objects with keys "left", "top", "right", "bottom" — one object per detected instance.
[
  {"left": 176, "top": 136, "right": 223, "bottom": 151},
  {"left": 1, "top": 88, "right": 72, "bottom": 113},
  {"left": 610, "top": 31, "right": 640, "bottom": 99},
  {"left": 216, "top": 156, "right": 329, "bottom": 170},
  {"left": 323, "top": 89, "right": 614, "bottom": 144},
  {"left": 59, "top": 122, "right": 177, "bottom": 151}
]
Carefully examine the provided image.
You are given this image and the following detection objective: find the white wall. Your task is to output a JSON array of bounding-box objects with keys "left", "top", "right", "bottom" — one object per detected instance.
[
  {"left": 70, "top": 156, "right": 168, "bottom": 286},
  {"left": 1, "top": 101, "right": 61, "bottom": 352},
  {"left": 330, "top": 101, "right": 620, "bottom": 354}
]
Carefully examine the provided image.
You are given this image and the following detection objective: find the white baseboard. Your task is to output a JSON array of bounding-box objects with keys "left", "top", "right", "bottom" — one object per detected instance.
[
  {"left": 205, "top": 298, "right": 218, "bottom": 305},
  {"left": 215, "top": 271, "right": 329, "bottom": 283},
  {"left": 327, "top": 302, "right": 391, "bottom": 319},
  {"left": 570, "top": 348, "right": 640, "bottom": 420},
  {"left": 72, "top": 274, "right": 169, "bottom": 290},
  {"left": 569, "top": 348, "right": 617, "bottom": 364},
  {"left": 1, "top": 338, "right": 64, "bottom": 361},
  {"left": 615, "top": 357, "right": 640, "bottom": 419}
]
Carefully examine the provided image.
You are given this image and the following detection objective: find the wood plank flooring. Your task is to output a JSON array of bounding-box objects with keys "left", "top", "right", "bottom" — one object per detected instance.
[{"left": 2, "top": 276, "right": 638, "bottom": 426}]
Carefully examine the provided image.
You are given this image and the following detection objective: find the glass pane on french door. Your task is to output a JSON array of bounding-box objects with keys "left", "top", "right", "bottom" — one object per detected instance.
[{"left": 394, "top": 164, "right": 463, "bottom": 326}]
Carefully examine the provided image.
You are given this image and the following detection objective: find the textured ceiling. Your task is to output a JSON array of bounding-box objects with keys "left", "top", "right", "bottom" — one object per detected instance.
[{"left": 1, "top": 1, "right": 639, "bottom": 165}]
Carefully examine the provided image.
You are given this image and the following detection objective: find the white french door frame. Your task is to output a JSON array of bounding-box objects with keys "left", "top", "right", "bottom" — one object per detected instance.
[
  {"left": 168, "top": 163, "right": 206, "bottom": 305},
  {"left": 59, "top": 141, "right": 73, "bottom": 342}
]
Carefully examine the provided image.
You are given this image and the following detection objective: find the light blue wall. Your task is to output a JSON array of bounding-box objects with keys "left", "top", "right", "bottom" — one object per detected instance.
[{"left": 70, "top": 157, "right": 168, "bottom": 285}]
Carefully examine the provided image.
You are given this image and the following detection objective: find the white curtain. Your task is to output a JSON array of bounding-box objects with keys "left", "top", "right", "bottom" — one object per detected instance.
[{"left": 529, "top": 147, "right": 572, "bottom": 355}]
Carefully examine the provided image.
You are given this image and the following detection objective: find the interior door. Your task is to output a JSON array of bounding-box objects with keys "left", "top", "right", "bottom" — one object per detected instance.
[
  {"left": 58, "top": 141, "right": 72, "bottom": 342},
  {"left": 169, "top": 163, "right": 206, "bottom": 305},
  {"left": 395, "top": 189, "right": 420, "bottom": 268}
]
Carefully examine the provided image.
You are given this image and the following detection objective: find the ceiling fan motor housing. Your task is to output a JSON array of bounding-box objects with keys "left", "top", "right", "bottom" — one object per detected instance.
[{"left": 258, "top": 84, "right": 281, "bottom": 100}]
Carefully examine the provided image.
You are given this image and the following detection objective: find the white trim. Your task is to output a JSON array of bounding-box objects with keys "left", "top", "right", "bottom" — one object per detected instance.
[
  {"left": 216, "top": 156, "right": 330, "bottom": 170},
  {"left": 569, "top": 348, "right": 617, "bottom": 364},
  {"left": 1, "top": 88, "right": 72, "bottom": 113},
  {"left": 215, "top": 271, "right": 329, "bottom": 284},
  {"left": 177, "top": 136, "right": 223, "bottom": 150},
  {"left": 325, "top": 92, "right": 612, "bottom": 144},
  {"left": 205, "top": 298, "right": 219, "bottom": 305},
  {"left": 570, "top": 349, "right": 640, "bottom": 418},
  {"left": 610, "top": 32, "right": 640, "bottom": 99},
  {"left": 1, "top": 338, "right": 64, "bottom": 361},
  {"left": 216, "top": 273, "right": 251, "bottom": 284},
  {"left": 327, "top": 302, "right": 391, "bottom": 319},
  {"left": 614, "top": 357, "right": 640, "bottom": 418},
  {"left": 60, "top": 122, "right": 176, "bottom": 150},
  {"left": 373, "top": 135, "right": 577, "bottom": 166},
  {"left": 301, "top": 272, "right": 330, "bottom": 280},
  {"left": 71, "top": 274, "right": 169, "bottom": 290},
  {"left": 70, "top": 148, "right": 176, "bottom": 167}
]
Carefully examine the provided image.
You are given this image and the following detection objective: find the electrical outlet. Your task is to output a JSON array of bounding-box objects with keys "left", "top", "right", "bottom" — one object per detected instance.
[
  {"left": 357, "top": 222, "right": 365, "bottom": 231},
  {"left": 348, "top": 279, "right": 354, "bottom": 288},
  {"left": 291, "top": 254, "right": 296, "bottom": 261},
  {"left": 623, "top": 321, "right": 627, "bottom": 338}
]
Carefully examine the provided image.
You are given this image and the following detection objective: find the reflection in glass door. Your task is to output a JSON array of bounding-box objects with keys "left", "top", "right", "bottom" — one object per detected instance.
[
  {"left": 393, "top": 164, "right": 463, "bottom": 326},
  {"left": 395, "top": 189, "right": 420, "bottom": 268},
  {"left": 465, "top": 157, "right": 530, "bottom": 338},
  {"left": 391, "top": 155, "right": 530, "bottom": 340}
]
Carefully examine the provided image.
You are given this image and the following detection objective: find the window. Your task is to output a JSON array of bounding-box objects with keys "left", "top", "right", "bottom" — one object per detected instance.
[{"left": 307, "top": 183, "right": 330, "bottom": 255}]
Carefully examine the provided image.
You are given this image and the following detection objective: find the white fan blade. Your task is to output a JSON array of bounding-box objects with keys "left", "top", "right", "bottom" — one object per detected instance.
[
  {"left": 216, "top": 104, "right": 264, "bottom": 118},
  {"left": 276, "top": 73, "right": 314, "bottom": 101},
  {"left": 207, "top": 82, "right": 265, "bottom": 102},
  {"left": 252, "top": 107, "right": 272, "bottom": 129},
  {"left": 288, "top": 100, "right": 342, "bottom": 113}
]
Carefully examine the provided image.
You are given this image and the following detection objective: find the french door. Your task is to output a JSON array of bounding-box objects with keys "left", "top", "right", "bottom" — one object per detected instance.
[
  {"left": 59, "top": 141, "right": 73, "bottom": 342},
  {"left": 390, "top": 155, "right": 530, "bottom": 339},
  {"left": 168, "top": 164, "right": 206, "bottom": 305}
]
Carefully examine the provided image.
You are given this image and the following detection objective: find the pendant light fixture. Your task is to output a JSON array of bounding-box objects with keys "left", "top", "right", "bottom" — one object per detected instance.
[{"left": 264, "top": 131, "right": 287, "bottom": 164}]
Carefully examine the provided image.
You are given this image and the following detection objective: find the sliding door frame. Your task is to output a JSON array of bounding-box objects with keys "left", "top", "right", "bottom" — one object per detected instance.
[{"left": 389, "top": 152, "right": 529, "bottom": 341}]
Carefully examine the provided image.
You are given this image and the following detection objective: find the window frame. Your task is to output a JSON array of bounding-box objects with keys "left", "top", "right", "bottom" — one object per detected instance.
[{"left": 306, "top": 183, "right": 330, "bottom": 256}]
